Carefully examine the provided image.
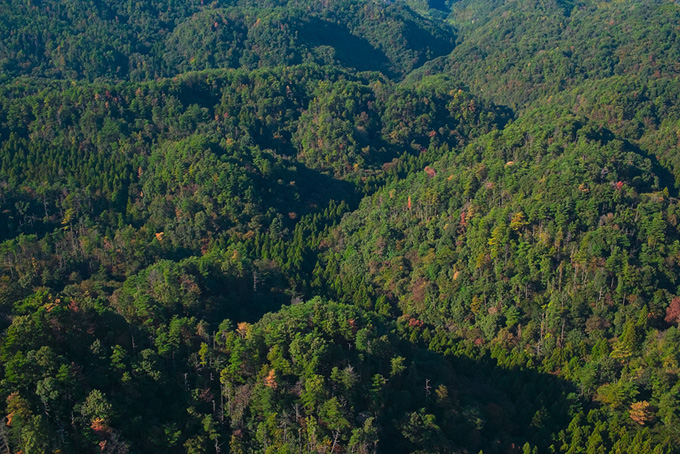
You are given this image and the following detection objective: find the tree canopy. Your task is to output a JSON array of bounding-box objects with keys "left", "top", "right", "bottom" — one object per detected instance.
[{"left": 1, "top": 0, "right": 680, "bottom": 452}]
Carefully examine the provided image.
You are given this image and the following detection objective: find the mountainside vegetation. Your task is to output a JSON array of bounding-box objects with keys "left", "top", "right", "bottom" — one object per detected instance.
[{"left": 1, "top": 0, "right": 680, "bottom": 453}]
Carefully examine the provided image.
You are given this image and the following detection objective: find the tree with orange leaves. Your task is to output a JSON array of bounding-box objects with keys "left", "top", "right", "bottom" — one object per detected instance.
[{"left": 629, "top": 401, "right": 653, "bottom": 425}]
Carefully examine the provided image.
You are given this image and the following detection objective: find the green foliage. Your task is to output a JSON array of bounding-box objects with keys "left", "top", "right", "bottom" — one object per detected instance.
[{"left": 1, "top": 0, "right": 680, "bottom": 452}]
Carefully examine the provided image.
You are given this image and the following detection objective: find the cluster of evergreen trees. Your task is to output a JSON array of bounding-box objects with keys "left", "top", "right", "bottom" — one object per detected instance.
[{"left": 1, "top": 0, "right": 680, "bottom": 452}]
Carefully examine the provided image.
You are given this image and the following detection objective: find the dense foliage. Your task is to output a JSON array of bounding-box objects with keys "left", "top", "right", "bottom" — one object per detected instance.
[{"left": 1, "top": 0, "right": 680, "bottom": 453}]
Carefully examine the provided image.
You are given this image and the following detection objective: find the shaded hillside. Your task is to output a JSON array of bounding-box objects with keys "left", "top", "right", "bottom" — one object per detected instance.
[{"left": 0, "top": 0, "right": 456, "bottom": 81}]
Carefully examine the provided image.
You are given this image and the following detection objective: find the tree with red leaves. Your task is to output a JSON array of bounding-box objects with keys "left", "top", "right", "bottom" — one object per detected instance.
[{"left": 665, "top": 297, "right": 680, "bottom": 327}]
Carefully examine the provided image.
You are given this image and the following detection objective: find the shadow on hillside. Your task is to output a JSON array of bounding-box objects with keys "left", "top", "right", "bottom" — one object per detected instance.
[
  {"left": 382, "top": 348, "right": 577, "bottom": 453},
  {"left": 298, "top": 19, "right": 395, "bottom": 75},
  {"left": 249, "top": 154, "right": 358, "bottom": 221},
  {"left": 582, "top": 124, "right": 678, "bottom": 197},
  {"left": 626, "top": 140, "right": 679, "bottom": 198}
]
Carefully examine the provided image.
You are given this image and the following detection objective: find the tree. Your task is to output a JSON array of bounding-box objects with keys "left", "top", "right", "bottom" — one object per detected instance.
[
  {"left": 665, "top": 297, "right": 680, "bottom": 327},
  {"left": 629, "top": 401, "right": 653, "bottom": 425}
]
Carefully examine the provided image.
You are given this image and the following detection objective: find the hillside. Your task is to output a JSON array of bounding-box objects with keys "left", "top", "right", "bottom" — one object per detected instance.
[{"left": 1, "top": 0, "right": 680, "bottom": 453}]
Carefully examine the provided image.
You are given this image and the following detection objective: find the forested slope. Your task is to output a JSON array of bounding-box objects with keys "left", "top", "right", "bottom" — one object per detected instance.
[
  {"left": 1, "top": 0, "right": 680, "bottom": 453},
  {"left": 0, "top": 0, "right": 455, "bottom": 80}
]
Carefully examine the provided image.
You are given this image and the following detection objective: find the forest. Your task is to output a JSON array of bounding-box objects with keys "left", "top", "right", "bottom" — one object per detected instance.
[{"left": 1, "top": 0, "right": 680, "bottom": 452}]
